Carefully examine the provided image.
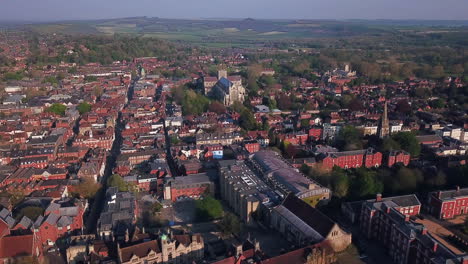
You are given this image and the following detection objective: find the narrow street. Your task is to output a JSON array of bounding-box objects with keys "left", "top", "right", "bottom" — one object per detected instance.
[{"left": 84, "top": 77, "right": 137, "bottom": 234}]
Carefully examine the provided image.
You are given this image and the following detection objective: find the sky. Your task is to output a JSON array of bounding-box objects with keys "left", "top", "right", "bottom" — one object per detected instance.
[{"left": 1, "top": 0, "right": 467, "bottom": 22}]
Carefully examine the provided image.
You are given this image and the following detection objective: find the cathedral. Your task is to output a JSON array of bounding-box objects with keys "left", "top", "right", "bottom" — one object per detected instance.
[{"left": 203, "top": 70, "right": 246, "bottom": 106}]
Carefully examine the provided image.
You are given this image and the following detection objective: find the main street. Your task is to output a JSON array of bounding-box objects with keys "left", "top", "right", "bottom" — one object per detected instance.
[{"left": 84, "top": 77, "right": 137, "bottom": 234}]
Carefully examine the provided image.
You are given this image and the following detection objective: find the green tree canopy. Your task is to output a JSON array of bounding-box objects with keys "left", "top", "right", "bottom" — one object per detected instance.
[
  {"left": 351, "top": 168, "right": 383, "bottom": 198},
  {"left": 331, "top": 167, "right": 349, "bottom": 198},
  {"left": 108, "top": 174, "right": 134, "bottom": 192},
  {"left": 195, "top": 196, "right": 223, "bottom": 221},
  {"left": 239, "top": 109, "right": 258, "bottom": 131},
  {"left": 77, "top": 102, "right": 92, "bottom": 115},
  {"left": 392, "top": 132, "right": 421, "bottom": 157},
  {"left": 46, "top": 103, "right": 67, "bottom": 116},
  {"left": 182, "top": 90, "right": 210, "bottom": 116},
  {"left": 72, "top": 177, "right": 101, "bottom": 199},
  {"left": 219, "top": 212, "right": 241, "bottom": 236},
  {"left": 336, "top": 126, "right": 363, "bottom": 151}
]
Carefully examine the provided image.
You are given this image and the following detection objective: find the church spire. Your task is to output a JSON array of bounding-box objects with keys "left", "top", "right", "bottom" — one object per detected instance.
[{"left": 379, "top": 100, "right": 390, "bottom": 139}]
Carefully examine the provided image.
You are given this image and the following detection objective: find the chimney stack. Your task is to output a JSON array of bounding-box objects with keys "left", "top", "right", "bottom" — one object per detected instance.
[
  {"left": 437, "top": 191, "right": 442, "bottom": 199},
  {"left": 405, "top": 215, "right": 410, "bottom": 222},
  {"left": 376, "top": 193, "right": 382, "bottom": 202},
  {"left": 457, "top": 186, "right": 460, "bottom": 192},
  {"left": 433, "top": 242, "right": 438, "bottom": 252},
  {"left": 422, "top": 227, "right": 428, "bottom": 235}
]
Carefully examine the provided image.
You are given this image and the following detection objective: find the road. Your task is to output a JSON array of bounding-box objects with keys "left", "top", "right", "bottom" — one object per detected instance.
[{"left": 84, "top": 77, "right": 137, "bottom": 234}]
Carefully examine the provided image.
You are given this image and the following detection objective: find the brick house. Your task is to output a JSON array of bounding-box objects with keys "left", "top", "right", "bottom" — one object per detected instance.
[
  {"left": 308, "top": 127, "right": 323, "bottom": 141},
  {"left": 387, "top": 150, "right": 411, "bottom": 167},
  {"left": 164, "top": 173, "right": 214, "bottom": 202},
  {"left": 357, "top": 194, "right": 463, "bottom": 264},
  {"left": 427, "top": 187, "right": 468, "bottom": 219},
  {"left": 244, "top": 140, "right": 260, "bottom": 153},
  {"left": 318, "top": 148, "right": 382, "bottom": 170}
]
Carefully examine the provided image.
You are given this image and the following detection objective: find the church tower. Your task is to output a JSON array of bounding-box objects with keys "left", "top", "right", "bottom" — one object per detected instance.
[{"left": 379, "top": 101, "right": 390, "bottom": 139}]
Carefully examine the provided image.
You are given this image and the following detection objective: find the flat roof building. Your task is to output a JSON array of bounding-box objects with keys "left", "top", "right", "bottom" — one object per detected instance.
[
  {"left": 249, "top": 151, "right": 331, "bottom": 202},
  {"left": 218, "top": 160, "right": 280, "bottom": 224}
]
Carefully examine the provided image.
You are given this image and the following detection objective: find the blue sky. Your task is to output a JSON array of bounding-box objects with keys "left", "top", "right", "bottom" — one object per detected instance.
[{"left": 1, "top": 0, "right": 467, "bottom": 21}]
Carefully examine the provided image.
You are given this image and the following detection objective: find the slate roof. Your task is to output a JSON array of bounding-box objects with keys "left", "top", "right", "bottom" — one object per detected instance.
[
  {"left": 434, "top": 187, "right": 468, "bottom": 200},
  {"left": 120, "top": 240, "right": 161, "bottom": 262},
  {"left": 281, "top": 194, "right": 336, "bottom": 237}
]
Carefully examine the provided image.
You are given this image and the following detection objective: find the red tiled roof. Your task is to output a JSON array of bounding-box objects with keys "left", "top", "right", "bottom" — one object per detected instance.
[{"left": 0, "top": 234, "right": 34, "bottom": 258}]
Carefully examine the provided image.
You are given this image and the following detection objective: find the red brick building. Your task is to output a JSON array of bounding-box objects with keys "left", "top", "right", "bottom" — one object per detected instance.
[
  {"left": 427, "top": 187, "right": 468, "bottom": 219},
  {"left": 387, "top": 150, "right": 411, "bottom": 167},
  {"left": 164, "top": 173, "right": 214, "bottom": 202},
  {"left": 308, "top": 127, "right": 322, "bottom": 141},
  {"left": 37, "top": 199, "right": 87, "bottom": 246},
  {"left": 356, "top": 194, "right": 464, "bottom": 264},
  {"left": 280, "top": 133, "right": 308, "bottom": 146},
  {"left": 318, "top": 148, "right": 382, "bottom": 170},
  {"left": 244, "top": 140, "right": 260, "bottom": 153}
]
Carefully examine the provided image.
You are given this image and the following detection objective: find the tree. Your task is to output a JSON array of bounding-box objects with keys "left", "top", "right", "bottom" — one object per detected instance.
[
  {"left": 336, "top": 126, "right": 363, "bottom": 151},
  {"left": 84, "top": 76, "right": 98, "bottom": 82},
  {"left": 430, "top": 99, "right": 445, "bottom": 109},
  {"left": 381, "top": 138, "right": 401, "bottom": 152},
  {"left": 285, "top": 143, "right": 298, "bottom": 159},
  {"left": 170, "top": 135, "right": 181, "bottom": 145},
  {"left": 219, "top": 212, "right": 241, "bottom": 236},
  {"left": 152, "top": 202, "right": 162, "bottom": 214},
  {"left": 392, "top": 132, "right": 421, "bottom": 157},
  {"left": 352, "top": 168, "right": 383, "bottom": 198},
  {"left": 94, "top": 86, "right": 104, "bottom": 98},
  {"left": 239, "top": 109, "right": 257, "bottom": 131},
  {"left": 195, "top": 196, "right": 223, "bottom": 221},
  {"left": 276, "top": 93, "right": 292, "bottom": 110},
  {"left": 395, "top": 100, "right": 412, "bottom": 114},
  {"left": 73, "top": 177, "right": 101, "bottom": 199},
  {"left": 42, "top": 76, "right": 58, "bottom": 85},
  {"left": 46, "top": 103, "right": 67, "bottom": 116},
  {"left": 182, "top": 90, "right": 209, "bottom": 116},
  {"left": 108, "top": 174, "right": 134, "bottom": 192},
  {"left": 300, "top": 119, "right": 310, "bottom": 128},
  {"left": 2, "top": 72, "right": 23, "bottom": 81},
  {"left": 7, "top": 190, "right": 25, "bottom": 208},
  {"left": 395, "top": 167, "right": 423, "bottom": 192},
  {"left": 208, "top": 101, "right": 226, "bottom": 114},
  {"left": 331, "top": 167, "right": 349, "bottom": 198},
  {"left": 17, "top": 206, "right": 44, "bottom": 221},
  {"left": 77, "top": 102, "right": 92, "bottom": 115}
]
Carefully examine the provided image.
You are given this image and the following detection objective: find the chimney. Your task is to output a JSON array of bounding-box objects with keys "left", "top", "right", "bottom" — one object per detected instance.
[
  {"left": 457, "top": 186, "right": 460, "bottom": 192},
  {"left": 376, "top": 193, "right": 382, "bottom": 202},
  {"left": 218, "top": 70, "right": 227, "bottom": 80},
  {"left": 421, "top": 227, "right": 428, "bottom": 235},
  {"left": 462, "top": 256, "right": 468, "bottom": 264},
  {"left": 405, "top": 215, "right": 410, "bottom": 222},
  {"left": 433, "top": 242, "right": 438, "bottom": 252},
  {"left": 254, "top": 239, "right": 261, "bottom": 252},
  {"left": 437, "top": 191, "right": 442, "bottom": 199}
]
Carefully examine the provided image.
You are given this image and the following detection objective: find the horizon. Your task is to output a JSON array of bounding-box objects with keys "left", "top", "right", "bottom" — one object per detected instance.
[
  {"left": 1, "top": 0, "right": 468, "bottom": 22},
  {"left": 2, "top": 16, "right": 468, "bottom": 25}
]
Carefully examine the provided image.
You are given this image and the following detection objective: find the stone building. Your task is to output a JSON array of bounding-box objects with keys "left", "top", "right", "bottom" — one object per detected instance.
[
  {"left": 270, "top": 194, "right": 351, "bottom": 252},
  {"left": 205, "top": 70, "right": 246, "bottom": 106},
  {"left": 118, "top": 232, "right": 204, "bottom": 264}
]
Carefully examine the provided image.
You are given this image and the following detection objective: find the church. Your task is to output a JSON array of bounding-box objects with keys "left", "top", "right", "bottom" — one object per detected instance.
[{"left": 202, "top": 70, "right": 246, "bottom": 106}]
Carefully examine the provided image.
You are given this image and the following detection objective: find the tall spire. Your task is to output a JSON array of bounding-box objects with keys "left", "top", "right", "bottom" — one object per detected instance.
[{"left": 379, "top": 100, "right": 390, "bottom": 139}]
